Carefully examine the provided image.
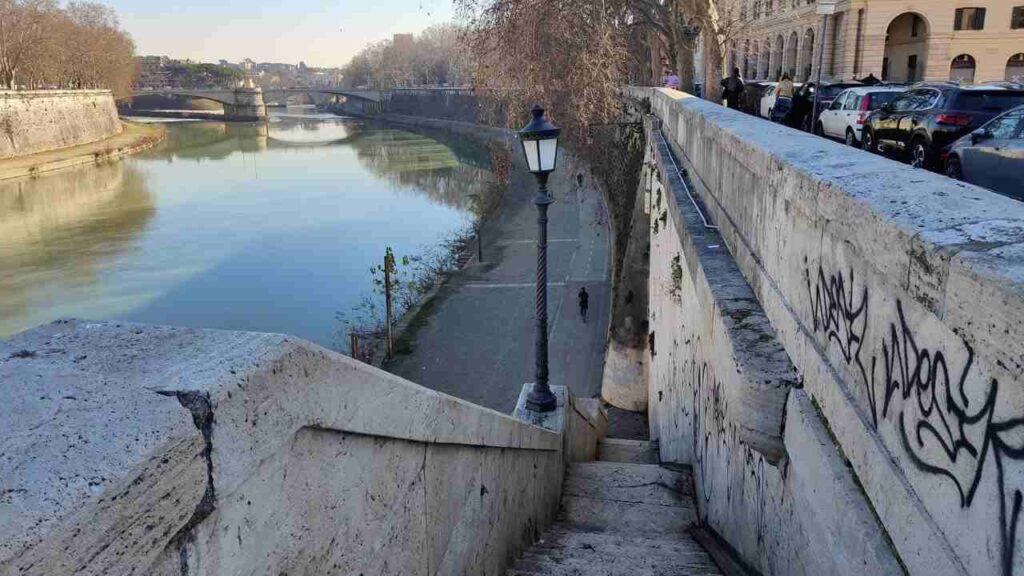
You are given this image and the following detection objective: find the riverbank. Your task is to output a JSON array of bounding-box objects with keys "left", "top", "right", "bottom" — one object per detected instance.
[
  {"left": 0, "top": 120, "right": 165, "bottom": 182},
  {"left": 363, "top": 113, "right": 613, "bottom": 415}
]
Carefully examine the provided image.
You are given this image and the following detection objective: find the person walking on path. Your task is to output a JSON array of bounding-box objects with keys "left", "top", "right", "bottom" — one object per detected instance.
[
  {"left": 578, "top": 287, "right": 590, "bottom": 323},
  {"left": 721, "top": 67, "right": 745, "bottom": 110}
]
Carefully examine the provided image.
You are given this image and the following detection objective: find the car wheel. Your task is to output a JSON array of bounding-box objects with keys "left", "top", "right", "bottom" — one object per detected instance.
[
  {"left": 845, "top": 129, "right": 858, "bottom": 147},
  {"left": 946, "top": 156, "right": 964, "bottom": 181},
  {"left": 816, "top": 122, "right": 825, "bottom": 136},
  {"left": 909, "top": 138, "right": 931, "bottom": 170},
  {"left": 862, "top": 129, "right": 877, "bottom": 153}
]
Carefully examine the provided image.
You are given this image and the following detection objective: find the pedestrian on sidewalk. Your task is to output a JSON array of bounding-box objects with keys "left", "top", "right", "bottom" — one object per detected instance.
[
  {"left": 721, "top": 67, "right": 745, "bottom": 110},
  {"left": 578, "top": 287, "right": 589, "bottom": 323},
  {"left": 772, "top": 72, "right": 795, "bottom": 124},
  {"left": 662, "top": 69, "right": 681, "bottom": 90}
]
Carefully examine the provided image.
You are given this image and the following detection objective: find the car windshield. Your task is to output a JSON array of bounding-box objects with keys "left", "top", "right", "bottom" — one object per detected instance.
[
  {"left": 953, "top": 92, "right": 1024, "bottom": 112},
  {"left": 867, "top": 92, "right": 902, "bottom": 109}
]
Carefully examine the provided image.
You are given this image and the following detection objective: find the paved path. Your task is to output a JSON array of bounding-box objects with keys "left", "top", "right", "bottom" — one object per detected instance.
[{"left": 387, "top": 149, "right": 610, "bottom": 413}]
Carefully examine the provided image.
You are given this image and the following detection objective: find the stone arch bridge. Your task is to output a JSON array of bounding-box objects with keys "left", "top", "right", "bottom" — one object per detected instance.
[{"left": 127, "top": 87, "right": 386, "bottom": 121}]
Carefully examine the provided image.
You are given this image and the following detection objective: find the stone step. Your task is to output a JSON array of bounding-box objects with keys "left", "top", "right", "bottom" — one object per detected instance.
[
  {"left": 507, "top": 525, "right": 722, "bottom": 575},
  {"left": 597, "top": 437, "right": 659, "bottom": 464},
  {"left": 559, "top": 462, "right": 698, "bottom": 535},
  {"left": 565, "top": 461, "right": 694, "bottom": 501}
]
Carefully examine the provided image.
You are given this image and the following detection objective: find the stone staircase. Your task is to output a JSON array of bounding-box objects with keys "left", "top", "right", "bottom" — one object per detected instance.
[{"left": 507, "top": 438, "right": 723, "bottom": 576}]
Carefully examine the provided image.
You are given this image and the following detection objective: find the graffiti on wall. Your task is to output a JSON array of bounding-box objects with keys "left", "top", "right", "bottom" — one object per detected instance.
[
  {"left": 669, "top": 337, "right": 780, "bottom": 568},
  {"left": 805, "top": 263, "right": 1024, "bottom": 576}
]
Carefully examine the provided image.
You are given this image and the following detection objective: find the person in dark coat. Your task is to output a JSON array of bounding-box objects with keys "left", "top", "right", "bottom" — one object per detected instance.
[
  {"left": 578, "top": 287, "right": 589, "bottom": 322},
  {"left": 858, "top": 73, "right": 882, "bottom": 86},
  {"left": 721, "top": 67, "right": 745, "bottom": 110}
]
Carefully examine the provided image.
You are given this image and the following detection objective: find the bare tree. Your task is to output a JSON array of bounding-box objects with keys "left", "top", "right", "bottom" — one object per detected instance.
[
  {"left": 341, "top": 24, "right": 472, "bottom": 89},
  {"left": 0, "top": 0, "right": 57, "bottom": 89}
]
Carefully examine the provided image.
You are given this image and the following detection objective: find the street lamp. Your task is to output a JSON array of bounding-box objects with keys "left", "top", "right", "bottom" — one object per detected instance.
[{"left": 519, "top": 104, "right": 561, "bottom": 413}]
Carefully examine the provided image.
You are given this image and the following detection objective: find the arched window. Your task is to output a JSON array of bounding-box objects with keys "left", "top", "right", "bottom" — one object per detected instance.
[
  {"left": 883, "top": 13, "right": 930, "bottom": 83},
  {"left": 800, "top": 28, "right": 815, "bottom": 81},
  {"left": 950, "top": 54, "right": 976, "bottom": 84},
  {"left": 785, "top": 31, "right": 799, "bottom": 78},
  {"left": 773, "top": 35, "right": 785, "bottom": 80},
  {"left": 1008, "top": 53, "right": 1024, "bottom": 83}
]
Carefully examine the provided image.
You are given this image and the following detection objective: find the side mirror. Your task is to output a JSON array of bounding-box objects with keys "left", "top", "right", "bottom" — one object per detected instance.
[{"left": 970, "top": 129, "right": 992, "bottom": 144}]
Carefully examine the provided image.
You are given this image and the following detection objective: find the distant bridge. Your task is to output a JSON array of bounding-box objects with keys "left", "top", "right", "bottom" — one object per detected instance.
[{"left": 125, "top": 87, "right": 387, "bottom": 120}]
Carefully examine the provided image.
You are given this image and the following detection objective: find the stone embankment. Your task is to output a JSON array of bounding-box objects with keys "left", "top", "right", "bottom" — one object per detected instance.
[
  {"left": 631, "top": 86, "right": 1024, "bottom": 576},
  {"left": 0, "top": 90, "right": 164, "bottom": 181}
]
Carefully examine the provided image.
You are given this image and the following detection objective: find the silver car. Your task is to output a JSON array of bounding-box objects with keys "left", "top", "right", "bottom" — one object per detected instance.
[{"left": 945, "top": 105, "right": 1024, "bottom": 199}]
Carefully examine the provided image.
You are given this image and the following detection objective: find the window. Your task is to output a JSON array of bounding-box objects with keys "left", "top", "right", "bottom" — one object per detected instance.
[
  {"left": 844, "top": 95, "right": 861, "bottom": 111},
  {"left": 954, "top": 92, "right": 1024, "bottom": 112},
  {"left": 896, "top": 89, "right": 939, "bottom": 111},
  {"left": 911, "top": 14, "right": 923, "bottom": 37},
  {"left": 1012, "top": 6, "right": 1024, "bottom": 29},
  {"left": 950, "top": 54, "right": 977, "bottom": 84},
  {"left": 908, "top": 55, "right": 919, "bottom": 82},
  {"left": 986, "top": 111, "right": 1023, "bottom": 139},
  {"left": 829, "top": 93, "right": 847, "bottom": 110},
  {"left": 954, "top": 7, "right": 986, "bottom": 31},
  {"left": 893, "top": 93, "right": 917, "bottom": 112},
  {"left": 868, "top": 91, "right": 902, "bottom": 110},
  {"left": 1008, "top": 53, "right": 1024, "bottom": 83}
]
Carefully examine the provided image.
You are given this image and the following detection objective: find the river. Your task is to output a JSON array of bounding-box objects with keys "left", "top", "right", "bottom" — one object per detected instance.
[{"left": 0, "top": 111, "right": 497, "bottom": 350}]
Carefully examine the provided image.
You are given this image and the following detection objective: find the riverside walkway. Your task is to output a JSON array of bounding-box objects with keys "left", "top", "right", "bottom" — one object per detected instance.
[{"left": 387, "top": 148, "right": 610, "bottom": 413}]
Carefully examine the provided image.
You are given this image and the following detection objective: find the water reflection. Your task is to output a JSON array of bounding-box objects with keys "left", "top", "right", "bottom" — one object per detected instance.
[
  {"left": 347, "top": 126, "right": 496, "bottom": 212},
  {"left": 0, "top": 114, "right": 496, "bottom": 348},
  {"left": 0, "top": 162, "right": 154, "bottom": 333}
]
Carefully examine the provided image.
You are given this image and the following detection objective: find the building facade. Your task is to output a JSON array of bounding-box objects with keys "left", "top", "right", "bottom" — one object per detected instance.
[{"left": 726, "top": 0, "right": 1024, "bottom": 84}]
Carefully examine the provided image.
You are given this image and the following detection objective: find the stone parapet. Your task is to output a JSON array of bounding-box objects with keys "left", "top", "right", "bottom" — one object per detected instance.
[
  {"left": 632, "top": 86, "right": 1024, "bottom": 576},
  {"left": 0, "top": 320, "right": 579, "bottom": 575}
]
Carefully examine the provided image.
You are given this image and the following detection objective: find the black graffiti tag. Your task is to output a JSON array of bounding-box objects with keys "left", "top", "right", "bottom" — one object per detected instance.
[{"left": 806, "top": 264, "right": 1024, "bottom": 576}]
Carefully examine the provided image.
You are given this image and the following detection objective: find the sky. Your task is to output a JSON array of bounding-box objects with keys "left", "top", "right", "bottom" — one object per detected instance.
[{"left": 104, "top": 0, "right": 456, "bottom": 68}]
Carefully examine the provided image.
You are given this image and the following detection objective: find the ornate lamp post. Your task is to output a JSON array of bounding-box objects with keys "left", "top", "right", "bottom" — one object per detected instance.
[{"left": 518, "top": 105, "right": 561, "bottom": 413}]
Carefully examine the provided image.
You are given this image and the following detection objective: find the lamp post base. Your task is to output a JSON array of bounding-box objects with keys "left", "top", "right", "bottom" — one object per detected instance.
[{"left": 526, "top": 383, "right": 558, "bottom": 413}]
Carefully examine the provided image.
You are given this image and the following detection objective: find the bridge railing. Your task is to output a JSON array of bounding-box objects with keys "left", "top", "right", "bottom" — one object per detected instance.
[{"left": 632, "top": 86, "right": 1024, "bottom": 576}]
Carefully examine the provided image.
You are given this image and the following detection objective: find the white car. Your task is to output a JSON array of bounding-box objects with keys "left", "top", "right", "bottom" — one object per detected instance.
[
  {"left": 758, "top": 82, "right": 778, "bottom": 118},
  {"left": 816, "top": 86, "right": 906, "bottom": 146},
  {"left": 759, "top": 83, "right": 803, "bottom": 120}
]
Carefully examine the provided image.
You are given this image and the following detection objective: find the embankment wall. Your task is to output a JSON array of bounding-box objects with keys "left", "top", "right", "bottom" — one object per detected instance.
[
  {"left": 0, "top": 90, "right": 122, "bottom": 159},
  {"left": 634, "top": 86, "right": 1024, "bottom": 576}
]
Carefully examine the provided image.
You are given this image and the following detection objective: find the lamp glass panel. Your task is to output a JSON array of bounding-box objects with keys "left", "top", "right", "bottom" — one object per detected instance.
[
  {"left": 522, "top": 139, "right": 541, "bottom": 172},
  {"left": 538, "top": 138, "right": 558, "bottom": 172}
]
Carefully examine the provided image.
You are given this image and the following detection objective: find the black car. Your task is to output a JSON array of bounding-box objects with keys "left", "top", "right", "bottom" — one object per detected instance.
[
  {"left": 862, "top": 83, "right": 1024, "bottom": 169},
  {"left": 741, "top": 81, "right": 776, "bottom": 116},
  {"left": 945, "top": 105, "right": 1024, "bottom": 199}
]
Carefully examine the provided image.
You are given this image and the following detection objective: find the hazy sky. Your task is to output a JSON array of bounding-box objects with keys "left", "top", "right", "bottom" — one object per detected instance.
[{"left": 104, "top": 0, "right": 456, "bottom": 67}]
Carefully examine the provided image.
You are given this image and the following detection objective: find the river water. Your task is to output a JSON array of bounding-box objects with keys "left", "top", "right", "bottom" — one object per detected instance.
[{"left": 0, "top": 111, "right": 496, "bottom": 349}]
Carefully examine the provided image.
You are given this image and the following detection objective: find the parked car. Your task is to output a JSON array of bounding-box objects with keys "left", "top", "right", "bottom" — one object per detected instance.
[
  {"left": 862, "top": 83, "right": 1024, "bottom": 169},
  {"left": 761, "top": 83, "right": 803, "bottom": 119},
  {"left": 945, "top": 105, "right": 1024, "bottom": 199},
  {"left": 790, "top": 81, "right": 863, "bottom": 131},
  {"left": 741, "top": 82, "right": 776, "bottom": 116},
  {"left": 816, "top": 86, "right": 907, "bottom": 146}
]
